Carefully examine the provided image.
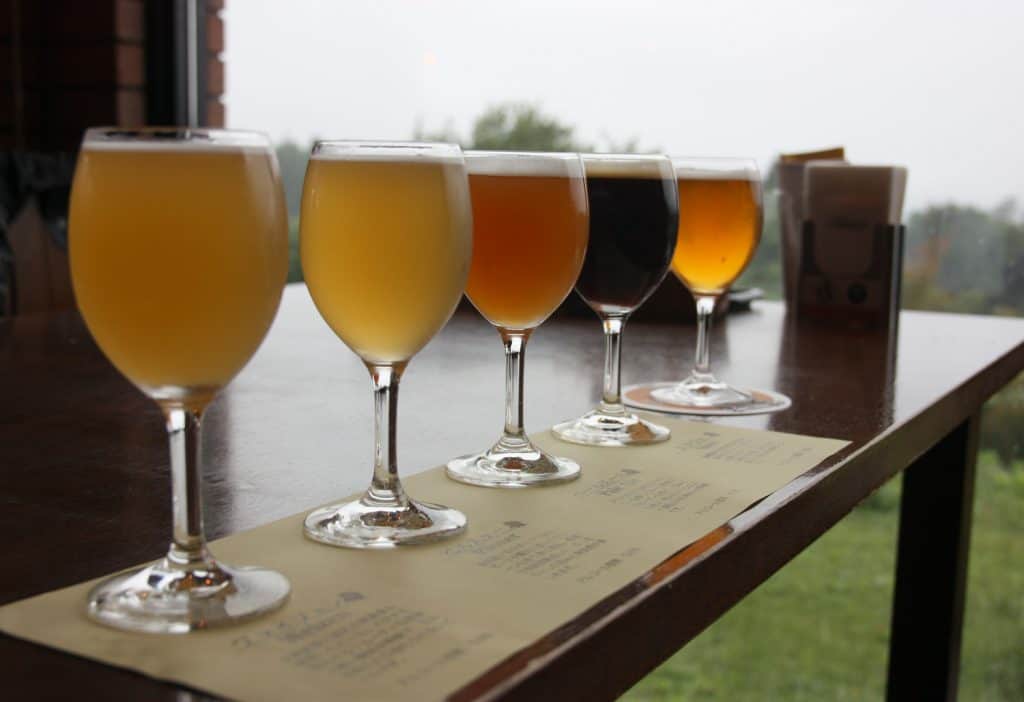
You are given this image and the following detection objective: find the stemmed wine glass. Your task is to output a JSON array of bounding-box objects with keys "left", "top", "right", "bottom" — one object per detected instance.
[
  {"left": 446, "top": 151, "right": 589, "bottom": 487},
  {"left": 70, "top": 128, "right": 291, "bottom": 633},
  {"left": 552, "top": 154, "right": 678, "bottom": 446},
  {"left": 624, "top": 157, "right": 790, "bottom": 415},
  {"left": 300, "top": 141, "right": 473, "bottom": 547}
]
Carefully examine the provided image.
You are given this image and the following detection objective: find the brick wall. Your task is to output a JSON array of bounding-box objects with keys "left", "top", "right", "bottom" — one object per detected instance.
[
  {"left": 0, "top": 0, "right": 226, "bottom": 152},
  {"left": 206, "top": 0, "right": 224, "bottom": 126}
]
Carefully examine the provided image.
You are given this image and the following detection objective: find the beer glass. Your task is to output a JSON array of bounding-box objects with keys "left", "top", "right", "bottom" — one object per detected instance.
[
  {"left": 301, "top": 141, "right": 472, "bottom": 547},
  {"left": 552, "top": 154, "right": 677, "bottom": 446},
  {"left": 70, "top": 128, "right": 291, "bottom": 633},
  {"left": 447, "top": 152, "right": 588, "bottom": 487},
  {"left": 625, "top": 157, "right": 790, "bottom": 415}
]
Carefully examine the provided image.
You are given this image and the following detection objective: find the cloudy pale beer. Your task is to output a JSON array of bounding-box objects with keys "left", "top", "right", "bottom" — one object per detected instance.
[
  {"left": 70, "top": 140, "right": 288, "bottom": 406},
  {"left": 671, "top": 175, "right": 761, "bottom": 294},
  {"left": 301, "top": 154, "right": 472, "bottom": 363},
  {"left": 465, "top": 170, "right": 588, "bottom": 330}
]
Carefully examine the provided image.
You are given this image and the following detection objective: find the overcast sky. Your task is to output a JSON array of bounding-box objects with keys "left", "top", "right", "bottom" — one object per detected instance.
[{"left": 225, "top": 0, "right": 1024, "bottom": 213}]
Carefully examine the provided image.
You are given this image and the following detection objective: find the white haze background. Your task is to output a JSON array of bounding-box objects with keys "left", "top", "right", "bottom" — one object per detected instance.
[{"left": 224, "top": 0, "right": 1024, "bottom": 212}]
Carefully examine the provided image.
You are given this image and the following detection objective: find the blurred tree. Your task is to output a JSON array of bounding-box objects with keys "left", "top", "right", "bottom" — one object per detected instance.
[
  {"left": 603, "top": 136, "right": 641, "bottom": 153},
  {"left": 735, "top": 194, "right": 782, "bottom": 298},
  {"left": 982, "top": 383, "right": 1024, "bottom": 469},
  {"left": 997, "top": 200, "right": 1024, "bottom": 311},
  {"left": 733, "top": 157, "right": 782, "bottom": 297},
  {"left": 275, "top": 140, "right": 310, "bottom": 217},
  {"left": 904, "top": 202, "right": 1016, "bottom": 306},
  {"left": 412, "top": 118, "right": 461, "bottom": 145},
  {"left": 273, "top": 141, "right": 311, "bottom": 283},
  {"left": 414, "top": 103, "right": 651, "bottom": 153},
  {"left": 900, "top": 200, "right": 1024, "bottom": 315},
  {"left": 898, "top": 199, "right": 1024, "bottom": 467},
  {"left": 469, "top": 103, "right": 592, "bottom": 151}
]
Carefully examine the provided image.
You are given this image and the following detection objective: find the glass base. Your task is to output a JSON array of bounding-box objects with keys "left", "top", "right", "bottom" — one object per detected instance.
[
  {"left": 303, "top": 495, "right": 466, "bottom": 549},
  {"left": 446, "top": 437, "right": 581, "bottom": 488},
  {"left": 652, "top": 376, "right": 754, "bottom": 408},
  {"left": 86, "top": 557, "right": 290, "bottom": 634},
  {"left": 552, "top": 407, "right": 671, "bottom": 447},
  {"left": 623, "top": 380, "right": 791, "bottom": 416}
]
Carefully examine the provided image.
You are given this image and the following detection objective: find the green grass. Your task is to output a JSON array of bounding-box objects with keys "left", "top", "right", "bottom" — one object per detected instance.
[{"left": 624, "top": 452, "right": 1024, "bottom": 701}]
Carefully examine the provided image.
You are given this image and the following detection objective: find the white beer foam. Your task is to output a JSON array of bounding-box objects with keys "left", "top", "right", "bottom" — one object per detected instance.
[
  {"left": 83, "top": 141, "right": 270, "bottom": 155},
  {"left": 83, "top": 129, "right": 271, "bottom": 153},
  {"left": 671, "top": 158, "right": 759, "bottom": 181},
  {"left": 312, "top": 141, "right": 464, "bottom": 164},
  {"left": 464, "top": 151, "right": 583, "bottom": 176},
  {"left": 582, "top": 154, "right": 674, "bottom": 179}
]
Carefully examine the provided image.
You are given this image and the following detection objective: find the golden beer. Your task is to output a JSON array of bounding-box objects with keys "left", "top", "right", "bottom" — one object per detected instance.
[
  {"left": 70, "top": 142, "right": 289, "bottom": 407},
  {"left": 300, "top": 156, "right": 472, "bottom": 363},
  {"left": 465, "top": 173, "right": 588, "bottom": 330},
  {"left": 629, "top": 158, "right": 789, "bottom": 416},
  {"left": 671, "top": 176, "right": 761, "bottom": 294}
]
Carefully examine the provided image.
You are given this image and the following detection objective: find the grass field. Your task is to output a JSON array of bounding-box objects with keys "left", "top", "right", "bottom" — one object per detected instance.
[{"left": 624, "top": 452, "right": 1024, "bottom": 701}]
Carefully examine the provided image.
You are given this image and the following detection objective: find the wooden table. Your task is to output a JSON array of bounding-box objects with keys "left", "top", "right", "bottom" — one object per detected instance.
[{"left": 3, "top": 285, "right": 1024, "bottom": 701}]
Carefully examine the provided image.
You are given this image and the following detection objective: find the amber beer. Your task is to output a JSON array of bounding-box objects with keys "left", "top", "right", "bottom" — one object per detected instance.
[
  {"left": 465, "top": 171, "right": 588, "bottom": 329},
  {"left": 301, "top": 153, "right": 472, "bottom": 363},
  {"left": 671, "top": 175, "right": 761, "bottom": 294},
  {"left": 70, "top": 140, "right": 288, "bottom": 405},
  {"left": 446, "top": 152, "right": 588, "bottom": 488}
]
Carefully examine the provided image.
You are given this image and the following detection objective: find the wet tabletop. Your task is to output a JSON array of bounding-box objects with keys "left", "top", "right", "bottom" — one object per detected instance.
[{"left": 3, "top": 284, "right": 1024, "bottom": 699}]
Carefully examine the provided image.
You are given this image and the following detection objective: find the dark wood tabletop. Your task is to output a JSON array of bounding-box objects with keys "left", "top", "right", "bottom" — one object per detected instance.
[{"left": 3, "top": 284, "right": 1024, "bottom": 701}]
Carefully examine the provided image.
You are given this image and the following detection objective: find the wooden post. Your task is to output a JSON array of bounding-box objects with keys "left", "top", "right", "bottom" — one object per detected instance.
[{"left": 887, "top": 414, "right": 980, "bottom": 701}]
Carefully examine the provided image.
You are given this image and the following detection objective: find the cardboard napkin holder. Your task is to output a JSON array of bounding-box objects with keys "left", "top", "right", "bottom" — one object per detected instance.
[{"left": 795, "top": 220, "right": 904, "bottom": 333}]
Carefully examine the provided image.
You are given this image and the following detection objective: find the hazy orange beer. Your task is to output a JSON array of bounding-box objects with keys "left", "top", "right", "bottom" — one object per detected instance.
[
  {"left": 70, "top": 128, "right": 291, "bottom": 634},
  {"left": 71, "top": 137, "right": 288, "bottom": 406},
  {"left": 465, "top": 172, "right": 588, "bottom": 330}
]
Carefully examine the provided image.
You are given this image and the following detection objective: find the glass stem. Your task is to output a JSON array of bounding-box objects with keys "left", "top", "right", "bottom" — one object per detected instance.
[
  {"left": 500, "top": 329, "right": 531, "bottom": 445},
  {"left": 365, "top": 363, "right": 408, "bottom": 508},
  {"left": 164, "top": 406, "right": 211, "bottom": 567},
  {"left": 600, "top": 316, "right": 627, "bottom": 414},
  {"left": 693, "top": 294, "right": 719, "bottom": 381}
]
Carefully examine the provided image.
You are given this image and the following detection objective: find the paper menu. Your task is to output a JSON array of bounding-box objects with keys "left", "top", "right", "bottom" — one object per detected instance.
[{"left": 0, "top": 417, "right": 847, "bottom": 702}]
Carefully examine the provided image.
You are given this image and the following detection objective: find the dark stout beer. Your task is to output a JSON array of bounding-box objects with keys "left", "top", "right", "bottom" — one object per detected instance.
[{"left": 574, "top": 159, "right": 678, "bottom": 316}]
